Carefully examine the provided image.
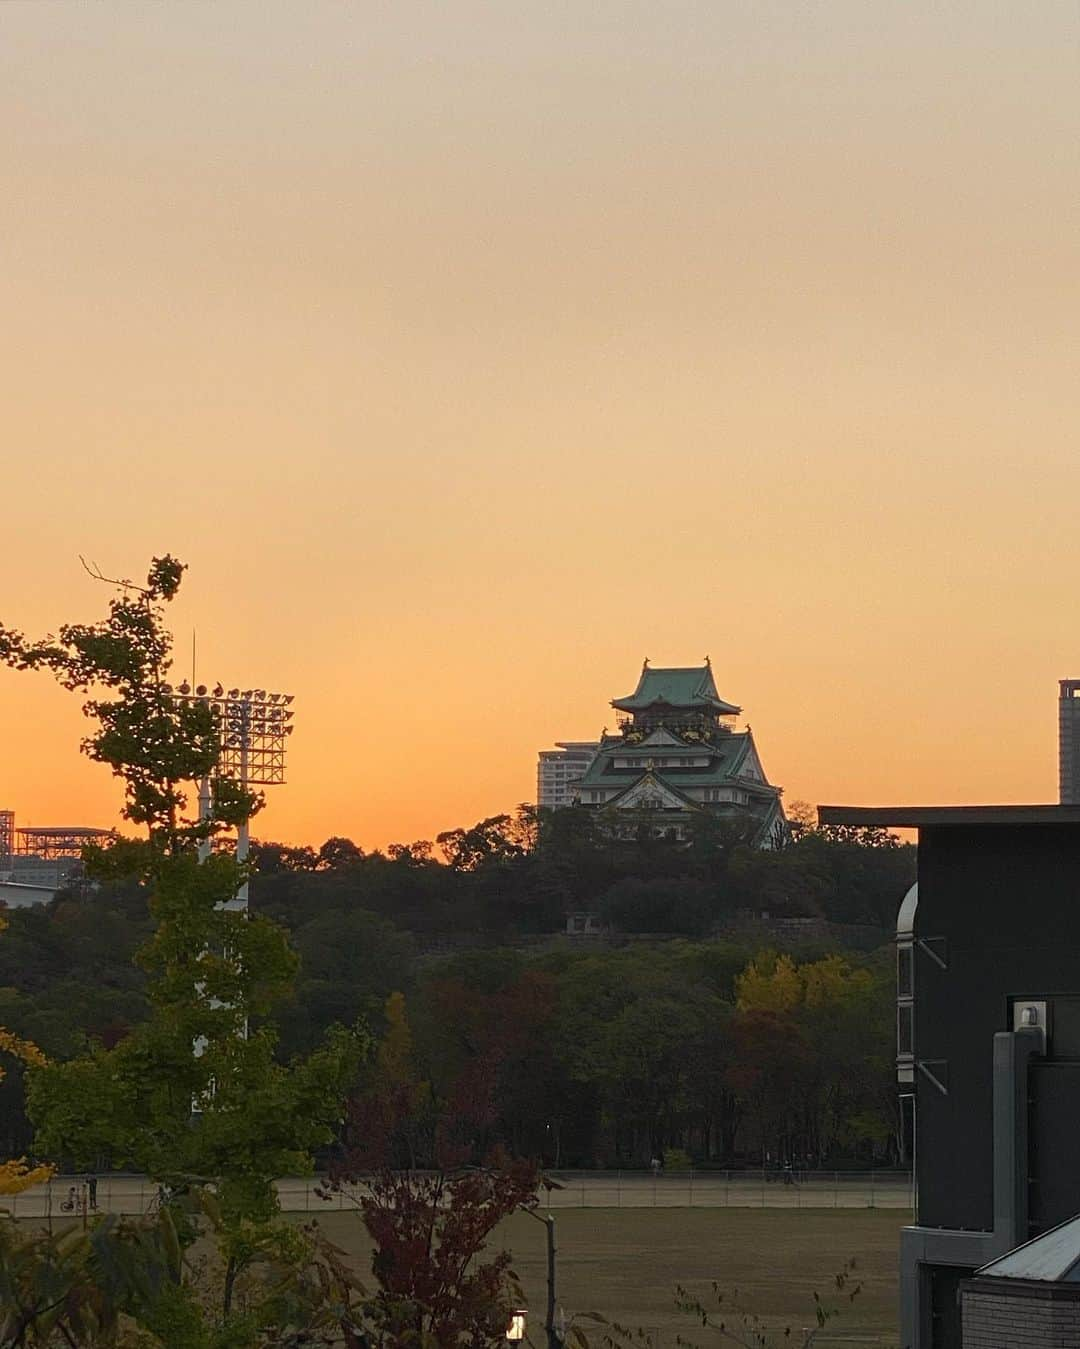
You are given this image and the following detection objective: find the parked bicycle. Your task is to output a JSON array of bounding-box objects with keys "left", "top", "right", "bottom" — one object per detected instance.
[{"left": 59, "top": 1184, "right": 88, "bottom": 1213}]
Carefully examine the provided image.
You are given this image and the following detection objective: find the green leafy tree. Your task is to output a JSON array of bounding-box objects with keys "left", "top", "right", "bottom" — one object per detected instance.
[
  {"left": 278, "top": 908, "right": 415, "bottom": 1058},
  {"left": 597, "top": 877, "right": 714, "bottom": 936},
  {"left": 731, "top": 952, "right": 893, "bottom": 1164},
  {"left": 436, "top": 814, "right": 528, "bottom": 871},
  {"left": 0, "top": 556, "right": 365, "bottom": 1338}
]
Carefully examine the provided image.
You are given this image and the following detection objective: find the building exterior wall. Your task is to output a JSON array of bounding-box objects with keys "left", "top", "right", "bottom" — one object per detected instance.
[
  {"left": 897, "top": 820, "right": 1080, "bottom": 1349},
  {"left": 537, "top": 742, "right": 599, "bottom": 809},
  {"left": 913, "top": 824, "right": 1080, "bottom": 1234},
  {"left": 1, "top": 857, "right": 77, "bottom": 890},
  {"left": 962, "top": 1282, "right": 1080, "bottom": 1349},
  {"left": 0, "top": 881, "right": 59, "bottom": 907}
]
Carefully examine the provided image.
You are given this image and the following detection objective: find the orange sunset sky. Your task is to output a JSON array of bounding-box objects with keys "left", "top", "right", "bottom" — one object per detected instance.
[{"left": 2, "top": 2, "right": 1079, "bottom": 851}]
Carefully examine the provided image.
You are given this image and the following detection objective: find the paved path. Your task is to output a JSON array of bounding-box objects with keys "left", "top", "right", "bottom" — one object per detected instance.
[{"left": 7, "top": 1171, "right": 913, "bottom": 1220}]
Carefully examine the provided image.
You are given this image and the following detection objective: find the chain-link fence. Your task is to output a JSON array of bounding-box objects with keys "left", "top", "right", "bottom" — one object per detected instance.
[{"left": 5, "top": 1169, "right": 913, "bottom": 1219}]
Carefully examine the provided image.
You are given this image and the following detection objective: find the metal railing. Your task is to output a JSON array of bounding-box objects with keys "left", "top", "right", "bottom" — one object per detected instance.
[
  {"left": 537, "top": 1169, "right": 913, "bottom": 1209},
  {"left": 5, "top": 1169, "right": 914, "bottom": 1219}
]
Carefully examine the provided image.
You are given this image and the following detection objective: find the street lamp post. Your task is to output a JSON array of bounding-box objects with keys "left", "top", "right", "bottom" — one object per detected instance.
[{"left": 520, "top": 1207, "right": 559, "bottom": 1349}]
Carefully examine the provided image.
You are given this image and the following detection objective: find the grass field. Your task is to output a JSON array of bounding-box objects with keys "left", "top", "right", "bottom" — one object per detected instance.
[
  {"left": 27, "top": 1205, "right": 907, "bottom": 1345},
  {"left": 312, "top": 1207, "right": 909, "bottom": 1348}
]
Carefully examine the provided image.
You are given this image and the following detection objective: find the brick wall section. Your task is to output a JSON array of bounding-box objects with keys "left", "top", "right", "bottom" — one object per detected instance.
[{"left": 962, "top": 1284, "right": 1080, "bottom": 1349}]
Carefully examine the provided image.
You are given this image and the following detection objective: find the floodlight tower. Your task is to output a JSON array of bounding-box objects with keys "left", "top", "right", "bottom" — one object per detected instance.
[
  {"left": 170, "top": 682, "right": 295, "bottom": 909},
  {"left": 170, "top": 682, "right": 295, "bottom": 1106}
]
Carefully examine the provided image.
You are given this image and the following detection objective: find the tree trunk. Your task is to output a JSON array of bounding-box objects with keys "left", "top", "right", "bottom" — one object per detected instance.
[{"left": 223, "top": 1255, "right": 237, "bottom": 1319}]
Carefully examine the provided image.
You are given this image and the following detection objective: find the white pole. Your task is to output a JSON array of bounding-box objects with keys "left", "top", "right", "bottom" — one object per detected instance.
[
  {"left": 236, "top": 815, "right": 249, "bottom": 911},
  {"left": 236, "top": 705, "right": 250, "bottom": 913},
  {"left": 235, "top": 705, "right": 251, "bottom": 1040},
  {"left": 197, "top": 776, "right": 212, "bottom": 863}
]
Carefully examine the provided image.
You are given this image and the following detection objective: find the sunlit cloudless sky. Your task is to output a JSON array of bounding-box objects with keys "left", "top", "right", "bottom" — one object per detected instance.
[{"left": 2, "top": 2, "right": 1079, "bottom": 848}]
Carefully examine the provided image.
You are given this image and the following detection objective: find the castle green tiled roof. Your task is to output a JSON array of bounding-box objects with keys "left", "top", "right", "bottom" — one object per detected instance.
[
  {"left": 604, "top": 773, "right": 703, "bottom": 811},
  {"left": 611, "top": 663, "right": 741, "bottom": 715},
  {"left": 576, "top": 732, "right": 765, "bottom": 791}
]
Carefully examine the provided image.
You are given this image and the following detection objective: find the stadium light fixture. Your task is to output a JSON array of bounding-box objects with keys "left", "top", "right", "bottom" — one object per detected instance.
[{"left": 169, "top": 677, "right": 296, "bottom": 994}]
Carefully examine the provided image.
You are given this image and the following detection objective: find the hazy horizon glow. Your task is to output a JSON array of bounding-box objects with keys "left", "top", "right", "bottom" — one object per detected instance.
[{"left": 2, "top": 2, "right": 1079, "bottom": 849}]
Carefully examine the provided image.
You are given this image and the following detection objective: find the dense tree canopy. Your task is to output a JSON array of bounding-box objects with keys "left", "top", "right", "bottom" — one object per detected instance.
[
  {"left": 0, "top": 870, "right": 906, "bottom": 1171},
  {"left": 0, "top": 558, "right": 913, "bottom": 1180}
]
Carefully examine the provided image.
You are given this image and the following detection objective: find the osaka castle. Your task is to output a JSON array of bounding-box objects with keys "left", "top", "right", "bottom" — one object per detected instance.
[{"left": 573, "top": 660, "right": 788, "bottom": 849}]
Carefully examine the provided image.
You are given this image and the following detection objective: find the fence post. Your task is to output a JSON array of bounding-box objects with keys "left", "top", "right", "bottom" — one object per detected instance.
[
  {"left": 834, "top": 1171, "right": 839, "bottom": 1208},
  {"left": 617, "top": 1169, "right": 622, "bottom": 1208},
  {"left": 689, "top": 1168, "right": 694, "bottom": 1207},
  {"left": 870, "top": 1169, "right": 875, "bottom": 1209}
]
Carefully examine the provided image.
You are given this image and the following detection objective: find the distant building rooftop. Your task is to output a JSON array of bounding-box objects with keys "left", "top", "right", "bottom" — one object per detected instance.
[
  {"left": 817, "top": 804, "right": 1080, "bottom": 828},
  {"left": 17, "top": 826, "right": 111, "bottom": 837},
  {"left": 0, "top": 880, "right": 61, "bottom": 908}
]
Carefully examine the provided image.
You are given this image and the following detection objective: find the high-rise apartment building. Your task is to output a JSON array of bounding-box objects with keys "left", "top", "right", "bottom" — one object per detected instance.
[
  {"left": 536, "top": 742, "right": 599, "bottom": 810},
  {"left": 1060, "top": 680, "right": 1080, "bottom": 803}
]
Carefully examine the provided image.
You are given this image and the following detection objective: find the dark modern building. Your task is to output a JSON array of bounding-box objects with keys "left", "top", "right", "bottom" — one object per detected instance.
[{"left": 818, "top": 803, "right": 1080, "bottom": 1349}]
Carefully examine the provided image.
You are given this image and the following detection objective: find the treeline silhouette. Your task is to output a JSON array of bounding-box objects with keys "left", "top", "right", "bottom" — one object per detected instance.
[{"left": 0, "top": 806, "right": 913, "bottom": 1168}]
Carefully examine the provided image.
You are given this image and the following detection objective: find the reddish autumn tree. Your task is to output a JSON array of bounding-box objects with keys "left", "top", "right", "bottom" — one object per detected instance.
[
  {"left": 418, "top": 968, "right": 560, "bottom": 1158},
  {"left": 330, "top": 992, "right": 541, "bottom": 1349},
  {"left": 725, "top": 1008, "right": 815, "bottom": 1164}
]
